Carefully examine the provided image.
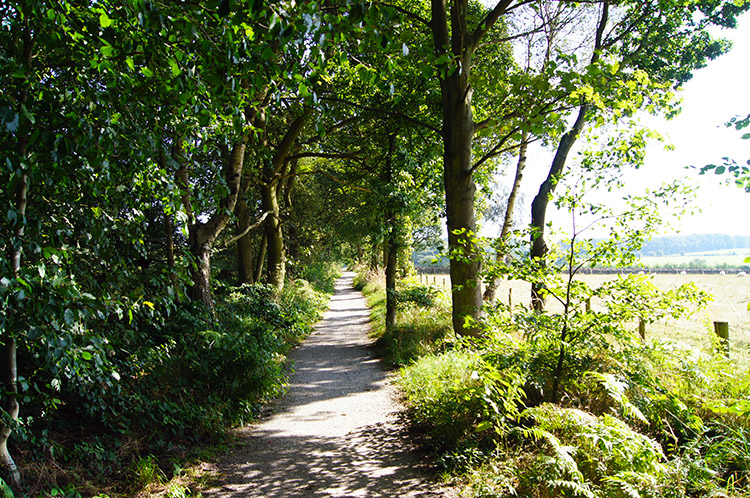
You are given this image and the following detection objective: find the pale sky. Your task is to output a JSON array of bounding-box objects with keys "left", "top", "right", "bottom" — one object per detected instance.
[
  {"left": 632, "top": 17, "right": 750, "bottom": 236},
  {"left": 510, "top": 16, "right": 750, "bottom": 238}
]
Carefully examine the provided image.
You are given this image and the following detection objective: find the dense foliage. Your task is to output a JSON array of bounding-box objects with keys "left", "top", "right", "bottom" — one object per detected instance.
[{"left": 1, "top": 0, "right": 748, "bottom": 494}]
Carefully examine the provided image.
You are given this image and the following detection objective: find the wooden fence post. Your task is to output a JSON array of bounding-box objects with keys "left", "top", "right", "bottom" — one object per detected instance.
[
  {"left": 638, "top": 318, "right": 646, "bottom": 340},
  {"left": 585, "top": 297, "right": 591, "bottom": 313},
  {"left": 713, "top": 321, "right": 730, "bottom": 357}
]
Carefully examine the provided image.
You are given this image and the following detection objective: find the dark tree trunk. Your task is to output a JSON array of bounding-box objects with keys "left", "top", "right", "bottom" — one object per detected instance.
[
  {"left": 431, "top": 0, "right": 512, "bottom": 336},
  {"left": 384, "top": 232, "right": 398, "bottom": 332},
  {"left": 484, "top": 132, "right": 528, "bottom": 302},
  {"left": 529, "top": 1, "right": 607, "bottom": 311},
  {"left": 530, "top": 106, "right": 587, "bottom": 310},
  {"left": 164, "top": 212, "right": 177, "bottom": 291},
  {"left": 261, "top": 113, "right": 307, "bottom": 291},
  {"left": 383, "top": 135, "right": 398, "bottom": 332},
  {"left": 255, "top": 232, "right": 267, "bottom": 283},
  {"left": 178, "top": 141, "right": 246, "bottom": 308},
  {"left": 235, "top": 195, "right": 255, "bottom": 285}
]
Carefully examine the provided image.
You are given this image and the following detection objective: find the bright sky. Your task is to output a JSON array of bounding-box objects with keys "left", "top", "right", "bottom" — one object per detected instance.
[
  {"left": 511, "top": 16, "right": 750, "bottom": 238},
  {"left": 629, "top": 17, "right": 750, "bottom": 236}
]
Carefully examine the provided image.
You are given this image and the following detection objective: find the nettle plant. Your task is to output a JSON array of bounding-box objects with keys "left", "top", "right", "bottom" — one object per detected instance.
[{"left": 482, "top": 136, "right": 710, "bottom": 406}]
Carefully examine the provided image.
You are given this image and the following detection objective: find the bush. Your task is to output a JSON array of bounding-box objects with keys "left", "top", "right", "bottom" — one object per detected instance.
[{"left": 13, "top": 277, "right": 330, "bottom": 495}]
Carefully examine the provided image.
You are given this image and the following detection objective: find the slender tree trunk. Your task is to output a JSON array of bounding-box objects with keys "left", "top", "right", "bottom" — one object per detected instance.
[
  {"left": 255, "top": 232, "right": 267, "bottom": 283},
  {"left": 235, "top": 195, "right": 255, "bottom": 285},
  {"left": 484, "top": 132, "right": 528, "bottom": 302},
  {"left": 164, "top": 212, "right": 176, "bottom": 288},
  {"left": 1, "top": 20, "right": 32, "bottom": 487},
  {"left": 261, "top": 113, "right": 308, "bottom": 291},
  {"left": 530, "top": 106, "right": 588, "bottom": 310},
  {"left": 383, "top": 135, "right": 398, "bottom": 332},
  {"left": 384, "top": 230, "right": 398, "bottom": 332},
  {"left": 529, "top": 2, "right": 608, "bottom": 311},
  {"left": 1, "top": 176, "right": 25, "bottom": 489},
  {"left": 179, "top": 141, "right": 246, "bottom": 308}
]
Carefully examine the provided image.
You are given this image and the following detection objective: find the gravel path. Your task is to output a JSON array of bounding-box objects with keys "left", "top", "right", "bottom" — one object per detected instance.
[{"left": 203, "top": 272, "right": 457, "bottom": 498}]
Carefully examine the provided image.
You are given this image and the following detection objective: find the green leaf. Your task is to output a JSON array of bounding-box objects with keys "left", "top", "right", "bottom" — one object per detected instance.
[
  {"left": 141, "top": 66, "right": 154, "bottom": 78},
  {"left": 20, "top": 105, "right": 35, "bottom": 125},
  {"left": 100, "top": 44, "right": 115, "bottom": 57},
  {"left": 742, "top": 133, "right": 750, "bottom": 140},
  {"left": 261, "top": 46, "right": 274, "bottom": 61},
  {"left": 64, "top": 308, "right": 75, "bottom": 325},
  {"left": 125, "top": 57, "right": 135, "bottom": 71},
  {"left": 714, "top": 165, "right": 726, "bottom": 174},
  {"left": 5, "top": 113, "right": 19, "bottom": 132},
  {"left": 99, "top": 12, "right": 113, "bottom": 28},
  {"left": 475, "top": 420, "right": 493, "bottom": 432},
  {"left": 81, "top": 351, "right": 93, "bottom": 361},
  {"left": 169, "top": 59, "right": 181, "bottom": 77}
]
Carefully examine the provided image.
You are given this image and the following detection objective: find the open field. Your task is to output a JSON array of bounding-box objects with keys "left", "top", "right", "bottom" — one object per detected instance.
[
  {"left": 417, "top": 272, "right": 750, "bottom": 360},
  {"left": 639, "top": 252, "right": 750, "bottom": 267}
]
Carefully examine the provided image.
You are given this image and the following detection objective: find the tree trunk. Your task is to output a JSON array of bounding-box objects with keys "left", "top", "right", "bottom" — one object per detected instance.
[
  {"left": 235, "top": 195, "right": 255, "bottom": 285},
  {"left": 529, "top": 2, "right": 607, "bottom": 311},
  {"left": 384, "top": 229, "right": 398, "bottom": 332},
  {"left": 383, "top": 135, "right": 398, "bottom": 332},
  {"left": 431, "top": 0, "right": 489, "bottom": 336},
  {"left": 529, "top": 106, "right": 587, "bottom": 310},
  {"left": 164, "top": 212, "right": 177, "bottom": 292},
  {"left": 179, "top": 141, "right": 246, "bottom": 308},
  {"left": 261, "top": 113, "right": 308, "bottom": 291},
  {"left": 262, "top": 184, "right": 285, "bottom": 291},
  {"left": 1, "top": 175, "right": 25, "bottom": 489},
  {"left": 484, "top": 132, "right": 528, "bottom": 302},
  {"left": 1, "top": 20, "right": 32, "bottom": 487},
  {"left": 255, "top": 232, "right": 267, "bottom": 283}
]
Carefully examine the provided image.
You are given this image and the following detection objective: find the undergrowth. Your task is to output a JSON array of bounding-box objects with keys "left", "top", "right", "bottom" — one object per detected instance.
[
  {"left": 355, "top": 268, "right": 453, "bottom": 367},
  {"left": 356, "top": 268, "right": 750, "bottom": 498},
  {"left": 9, "top": 271, "right": 332, "bottom": 497}
]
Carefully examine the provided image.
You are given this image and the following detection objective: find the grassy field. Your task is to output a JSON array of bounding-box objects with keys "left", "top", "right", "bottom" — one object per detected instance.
[
  {"left": 417, "top": 272, "right": 750, "bottom": 360},
  {"left": 639, "top": 248, "right": 750, "bottom": 267}
]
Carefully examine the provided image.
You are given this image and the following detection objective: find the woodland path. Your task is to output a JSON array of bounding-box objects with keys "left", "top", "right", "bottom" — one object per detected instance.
[{"left": 203, "top": 272, "right": 458, "bottom": 498}]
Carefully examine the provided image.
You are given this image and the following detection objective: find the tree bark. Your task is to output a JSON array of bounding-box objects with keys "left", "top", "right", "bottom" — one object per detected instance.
[
  {"left": 431, "top": 0, "right": 513, "bottom": 336},
  {"left": 255, "top": 232, "right": 267, "bottom": 283},
  {"left": 1, "top": 18, "right": 32, "bottom": 488},
  {"left": 235, "top": 195, "right": 255, "bottom": 285},
  {"left": 261, "top": 113, "right": 308, "bottom": 291},
  {"left": 529, "top": 1, "right": 608, "bottom": 311},
  {"left": 530, "top": 106, "right": 588, "bottom": 310},
  {"left": 383, "top": 135, "right": 398, "bottom": 332},
  {"left": 179, "top": 141, "right": 246, "bottom": 308},
  {"left": 484, "top": 132, "right": 528, "bottom": 302}
]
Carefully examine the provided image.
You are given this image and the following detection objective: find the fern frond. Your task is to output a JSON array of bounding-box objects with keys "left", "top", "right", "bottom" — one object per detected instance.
[{"left": 549, "top": 479, "right": 597, "bottom": 498}]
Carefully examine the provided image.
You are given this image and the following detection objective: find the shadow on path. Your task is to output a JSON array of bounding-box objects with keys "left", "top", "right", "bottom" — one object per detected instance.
[{"left": 204, "top": 273, "right": 455, "bottom": 498}]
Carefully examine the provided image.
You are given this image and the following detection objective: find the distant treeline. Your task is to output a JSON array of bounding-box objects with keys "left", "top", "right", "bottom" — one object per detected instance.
[{"left": 641, "top": 234, "right": 750, "bottom": 256}]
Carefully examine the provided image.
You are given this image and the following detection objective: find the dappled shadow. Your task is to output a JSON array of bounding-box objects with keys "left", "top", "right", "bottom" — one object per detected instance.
[
  {"left": 209, "top": 421, "right": 443, "bottom": 498},
  {"left": 204, "top": 272, "right": 454, "bottom": 498}
]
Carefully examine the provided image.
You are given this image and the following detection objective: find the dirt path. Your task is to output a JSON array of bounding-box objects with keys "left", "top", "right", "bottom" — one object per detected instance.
[{"left": 203, "top": 272, "right": 457, "bottom": 498}]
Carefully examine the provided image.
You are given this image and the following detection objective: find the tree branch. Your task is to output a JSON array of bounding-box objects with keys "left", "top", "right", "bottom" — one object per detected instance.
[{"left": 223, "top": 211, "right": 271, "bottom": 247}]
